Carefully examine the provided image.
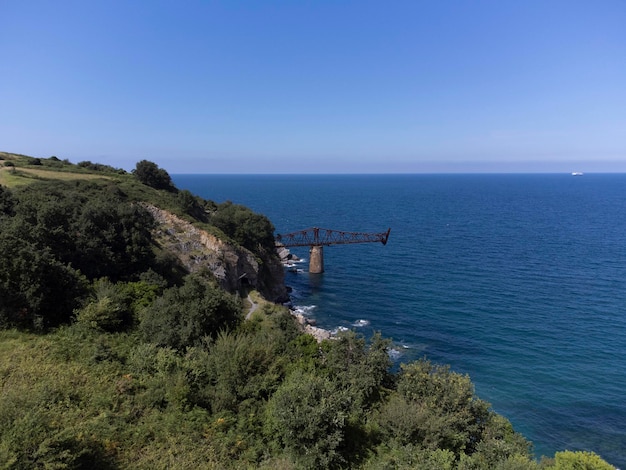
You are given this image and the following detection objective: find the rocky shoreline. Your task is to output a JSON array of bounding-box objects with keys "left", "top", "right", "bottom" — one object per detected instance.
[
  {"left": 291, "top": 311, "right": 332, "bottom": 342},
  {"left": 276, "top": 243, "right": 333, "bottom": 342}
]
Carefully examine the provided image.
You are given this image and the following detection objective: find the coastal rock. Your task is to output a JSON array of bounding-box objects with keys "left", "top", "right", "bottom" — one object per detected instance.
[
  {"left": 276, "top": 243, "right": 300, "bottom": 263},
  {"left": 304, "top": 324, "right": 331, "bottom": 342},
  {"left": 290, "top": 309, "right": 332, "bottom": 342}
]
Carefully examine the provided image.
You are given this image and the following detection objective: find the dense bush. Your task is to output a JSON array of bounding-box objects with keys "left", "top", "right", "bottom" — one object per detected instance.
[
  {"left": 546, "top": 451, "right": 616, "bottom": 470},
  {"left": 72, "top": 199, "right": 156, "bottom": 280},
  {"left": 76, "top": 160, "right": 122, "bottom": 173},
  {"left": 3, "top": 180, "right": 156, "bottom": 280},
  {"left": 177, "top": 189, "right": 209, "bottom": 221},
  {"left": 74, "top": 278, "right": 163, "bottom": 332},
  {"left": 0, "top": 180, "right": 163, "bottom": 329},
  {"left": 0, "top": 185, "right": 15, "bottom": 216},
  {"left": 0, "top": 235, "right": 88, "bottom": 329},
  {"left": 317, "top": 331, "right": 393, "bottom": 414},
  {"left": 140, "top": 274, "right": 242, "bottom": 349},
  {"left": 391, "top": 360, "right": 491, "bottom": 455},
  {"left": 267, "top": 369, "right": 350, "bottom": 469}
]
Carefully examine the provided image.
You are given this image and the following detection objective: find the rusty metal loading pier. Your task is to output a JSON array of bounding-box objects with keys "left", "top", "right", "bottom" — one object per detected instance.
[{"left": 276, "top": 227, "right": 391, "bottom": 273}]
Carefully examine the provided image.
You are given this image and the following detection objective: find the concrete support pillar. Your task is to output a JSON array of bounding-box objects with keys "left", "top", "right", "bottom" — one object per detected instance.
[{"left": 309, "top": 245, "right": 324, "bottom": 273}]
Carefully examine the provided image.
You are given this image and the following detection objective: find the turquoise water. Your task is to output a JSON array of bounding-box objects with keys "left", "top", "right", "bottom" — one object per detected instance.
[{"left": 173, "top": 174, "right": 626, "bottom": 467}]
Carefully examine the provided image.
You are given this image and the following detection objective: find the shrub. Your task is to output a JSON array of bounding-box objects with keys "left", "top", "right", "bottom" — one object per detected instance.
[
  {"left": 363, "top": 445, "right": 457, "bottom": 470},
  {"left": 266, "top": 370, "right": 350, "bottom": 469},
  {"left": 202, "top": 330, "right": 285, "bottom": 413},
  {"left": 0, "top": 235, "right": 88, "bottom": 329},
  {"left": 140, "top": 275, "right": 242, "bottom": 349},
  {"left": 76, "top": 297, "right": 127, "bottom": 332},
  {"left": 375, "top": 359, "right": 491, "bottom": 456},
  {"left": 318, "top": 331, "right": 392, "bottom": 414},
  {"left": 544, "top": 450, "right": 616, "bottom": 470},
  {"left": 0, "top": 185, "right": 15, "bottom": 216}
]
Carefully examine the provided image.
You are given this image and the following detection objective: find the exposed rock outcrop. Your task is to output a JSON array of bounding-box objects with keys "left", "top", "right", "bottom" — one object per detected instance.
[
  {"left": 143, "top": 204, "right": 288, "bottom": 302},
  {"left": 276, "top": 243, "right": 300, "bottom": 263},
  {"left": 291, "top": 310, "right": 332, "bottom": 342}
]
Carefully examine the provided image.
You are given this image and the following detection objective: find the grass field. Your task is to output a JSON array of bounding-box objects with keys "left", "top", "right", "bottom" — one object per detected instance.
[{"left": 0, "top": 166, "right": 110, "bottom": 188}]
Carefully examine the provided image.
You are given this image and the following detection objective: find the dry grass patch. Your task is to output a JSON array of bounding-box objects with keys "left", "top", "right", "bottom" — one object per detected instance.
[{"left": 0, "top": 166, "right": 111, "bottom": 188}]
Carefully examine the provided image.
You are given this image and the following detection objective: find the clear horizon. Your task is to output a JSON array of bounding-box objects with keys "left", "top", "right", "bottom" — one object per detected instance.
[{"left": 1, "top": 1, "right": 625, "bottom": 174}]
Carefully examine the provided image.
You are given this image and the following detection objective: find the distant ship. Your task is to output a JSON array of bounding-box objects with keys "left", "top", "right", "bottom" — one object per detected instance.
[{"left": 571, "top": 172, "right": 584, "bottom": 176}]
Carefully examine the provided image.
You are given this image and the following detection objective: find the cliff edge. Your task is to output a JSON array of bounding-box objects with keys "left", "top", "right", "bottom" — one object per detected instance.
[{"left": 144, "top": 204, "right": 289, "bottom": 303}]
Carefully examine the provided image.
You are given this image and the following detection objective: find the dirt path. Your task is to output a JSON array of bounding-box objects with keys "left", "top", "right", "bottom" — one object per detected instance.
[{"left": 245, "top": 294, "right": 259, "bottom": 320}]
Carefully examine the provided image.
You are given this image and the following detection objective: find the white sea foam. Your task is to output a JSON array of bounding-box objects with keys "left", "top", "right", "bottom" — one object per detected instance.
[
  {"left": 293, "top": 305, "right": 316, "bottom": 316},
  {"left": 353, "top": 319, "right": 370, "bottom": 327},
  {"left": 388, "top": 348, "right": 402, "bottom": 360}
]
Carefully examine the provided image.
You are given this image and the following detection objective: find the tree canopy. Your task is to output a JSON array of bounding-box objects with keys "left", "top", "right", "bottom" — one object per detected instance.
[{"left": 133, "top": 159, "right": 177, "bottom": 192}]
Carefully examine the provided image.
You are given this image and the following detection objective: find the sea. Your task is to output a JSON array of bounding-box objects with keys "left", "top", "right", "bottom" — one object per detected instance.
[{"left": 173, "top": 173, "right": 626, "bottom": 468}]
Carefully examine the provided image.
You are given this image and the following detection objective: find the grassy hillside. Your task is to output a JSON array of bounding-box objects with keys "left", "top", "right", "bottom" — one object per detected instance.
[{"left": 0, "top": 152, "right": 116, "bottom": 186}]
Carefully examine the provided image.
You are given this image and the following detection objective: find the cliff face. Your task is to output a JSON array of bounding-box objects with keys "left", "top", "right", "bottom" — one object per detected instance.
[{"left": 143, "top": 204, "right": 288, "bottom": 302}]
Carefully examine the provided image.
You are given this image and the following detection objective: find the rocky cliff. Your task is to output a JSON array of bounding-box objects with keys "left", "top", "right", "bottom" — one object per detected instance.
[{"left": 143, "top": 204, "right": 288, "bottom": 302}]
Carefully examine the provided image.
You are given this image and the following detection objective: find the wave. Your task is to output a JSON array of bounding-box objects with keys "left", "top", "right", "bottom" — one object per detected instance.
[
  {"left": 388, "top": 348, "right": 403, "bottom": 360},
  {"left": 293, "top": 305, "right": 316, "bottom": 316}
]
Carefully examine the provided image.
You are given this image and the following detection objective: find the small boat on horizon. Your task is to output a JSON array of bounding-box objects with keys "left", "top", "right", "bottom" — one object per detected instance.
[{"left": 571, "top": 172, "right": 584, "bottom": 176}]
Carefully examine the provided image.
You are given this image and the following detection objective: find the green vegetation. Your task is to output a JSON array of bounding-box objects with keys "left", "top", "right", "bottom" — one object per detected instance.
[
  {"left": 0, "top": 152, "right": 616, "bottom": 469},
  {"left": 132, "top": 159, "right": 177, "bottom": 192}
]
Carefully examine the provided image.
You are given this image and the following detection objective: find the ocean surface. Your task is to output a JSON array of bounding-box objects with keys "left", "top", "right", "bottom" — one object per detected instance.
[{"left": 173, "top": 173, "right": 626, "bottom": 467}]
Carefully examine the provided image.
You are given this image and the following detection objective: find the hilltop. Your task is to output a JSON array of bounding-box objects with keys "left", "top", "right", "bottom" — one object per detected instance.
[{"left": 0, "top": 151, "right": 287, "bottom": 310}]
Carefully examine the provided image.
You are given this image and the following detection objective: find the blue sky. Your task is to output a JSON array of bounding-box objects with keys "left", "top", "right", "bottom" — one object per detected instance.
[{"left": 1, "top": 1, "right": 625, "bottom": 173}]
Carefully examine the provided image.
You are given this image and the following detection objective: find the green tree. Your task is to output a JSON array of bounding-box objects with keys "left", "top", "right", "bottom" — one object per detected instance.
[{"left": 133, "top": 160, "right": 177, "bottom": 192}]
